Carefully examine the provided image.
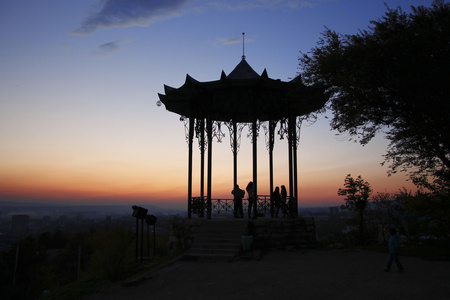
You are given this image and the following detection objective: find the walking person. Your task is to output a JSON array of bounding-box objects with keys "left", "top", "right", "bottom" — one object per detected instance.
[
  {"left": 384, "top": 228, "right": 404, "bottom": 272},
  {"left": 232, "top": 184, "right": 245, "bottom": 218}
]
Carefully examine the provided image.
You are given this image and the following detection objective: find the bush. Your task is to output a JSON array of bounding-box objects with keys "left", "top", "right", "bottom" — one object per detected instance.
[{"left": 87, "top": 228, "right": 135, "bottom": 281}]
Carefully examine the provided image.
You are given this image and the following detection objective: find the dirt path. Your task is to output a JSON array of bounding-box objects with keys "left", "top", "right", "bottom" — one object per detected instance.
[{"left": 86, "top": 249, "right": 450, "bottom": 300}]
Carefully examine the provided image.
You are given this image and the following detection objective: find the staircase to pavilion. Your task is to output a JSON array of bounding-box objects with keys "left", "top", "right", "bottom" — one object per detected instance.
[{"left": 184, "top": 219, "right": 249, "bottom": 260}]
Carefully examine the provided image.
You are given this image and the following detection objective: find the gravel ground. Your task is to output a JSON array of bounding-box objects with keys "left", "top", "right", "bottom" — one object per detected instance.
[{"left": 85, "top": 249, "right": 450, "bottom": 300}]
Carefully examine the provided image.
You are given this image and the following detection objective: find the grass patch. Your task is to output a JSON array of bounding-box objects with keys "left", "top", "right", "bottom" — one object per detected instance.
[
  {"left": 43, "top": 274, "right": 108, "bottom": 300},
  {"left": 44, "top": 249, "right": 187, "bottom": 299}
]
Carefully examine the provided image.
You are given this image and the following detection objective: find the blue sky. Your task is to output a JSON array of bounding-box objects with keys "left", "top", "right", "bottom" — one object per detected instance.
[{"left": 0, "top": 0, "right": 433, "bottom": 209}]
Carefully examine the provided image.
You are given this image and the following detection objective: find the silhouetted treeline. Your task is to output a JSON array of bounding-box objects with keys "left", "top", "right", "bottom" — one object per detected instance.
[
  {"left": 0, "top": 226, "right": 169, "bottom": 299},
  {"left": 319, "top": 190, "right": 450, "bottom": 259}
]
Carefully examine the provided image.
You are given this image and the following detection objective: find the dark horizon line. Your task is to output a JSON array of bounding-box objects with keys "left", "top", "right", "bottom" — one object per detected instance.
[{"left": 0, "top": 199, "right": 340, "bottom": 209}]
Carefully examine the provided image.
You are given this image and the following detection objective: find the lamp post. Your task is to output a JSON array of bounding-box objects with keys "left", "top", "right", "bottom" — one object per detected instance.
[
  {"left": 145, "top": 215, "right": 157, "bottom": 257},
  {"left": 132, "top": 205, "right": 148, "bottom": 263}
]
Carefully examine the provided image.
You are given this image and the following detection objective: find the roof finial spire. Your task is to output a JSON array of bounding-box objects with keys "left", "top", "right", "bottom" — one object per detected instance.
[{"left": 242, "top": 32, "right": 246, "bottom": 60}]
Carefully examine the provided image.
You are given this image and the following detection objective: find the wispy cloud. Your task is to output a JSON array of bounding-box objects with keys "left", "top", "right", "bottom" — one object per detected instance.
[
  {"left": 91, "top": 40, "right": 127, "bottom": 56},
  {"left": 213, "top": 34, "right": 256, "bottom": 47},
  {"left": 73, "top": 0, "right": 317, "bottom": 36},
  {"left": 216, "top": 37, "right": 241, "bottom": 46},
  {"left": 72, "top": 0, "right": 191, "bottom": 35}
]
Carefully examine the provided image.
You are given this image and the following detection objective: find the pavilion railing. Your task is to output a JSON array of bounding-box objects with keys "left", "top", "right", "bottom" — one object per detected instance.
[{"left": 190, "top": 195, "right": 272, "bottom": 217}]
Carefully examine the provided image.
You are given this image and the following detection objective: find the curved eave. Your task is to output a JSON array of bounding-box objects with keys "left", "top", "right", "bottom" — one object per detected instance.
[
  {"left": 158, "top": 62, "right": 327, "bottom": 122},
  {"left": 160, "top": 82, "right": 326, "bottom": 121}
]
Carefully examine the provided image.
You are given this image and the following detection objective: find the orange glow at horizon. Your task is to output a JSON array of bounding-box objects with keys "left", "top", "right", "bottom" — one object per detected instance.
[
  {"left": 1, "top": 125, "right": 417, "bottom": 210},
  {"left": 0, "top": 163, "right": 416, "bottom": 210}
]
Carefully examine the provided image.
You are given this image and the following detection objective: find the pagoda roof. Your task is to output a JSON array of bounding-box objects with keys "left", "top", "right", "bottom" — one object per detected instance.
[
  {"left": 158, "top": 58, "right": 327, "bottom": 122},
  {"left": 227, "top": 58, "right": 260, "bottom": 79}
]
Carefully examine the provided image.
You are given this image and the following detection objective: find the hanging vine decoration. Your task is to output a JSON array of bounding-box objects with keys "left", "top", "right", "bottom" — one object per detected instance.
[
  {"left": 225, "top": 122, "right": 248, "bottom": 154},
  {"left": 277, "top": 117, "right": 289, "bottom": 140},
  {"left": 224, "top": 121, "right": 235, "bottom": 153},
  {"left": 296, "top": 117, "right": 304, "bottom": 147},
  {"left": 213, "top": 121, "right": 226, "bottom": 143},
  {"left": 183, "top": 116, "right": 189, "bottom": 145},
  {"left": 261, "top": 121, "right": 276, "bottom": 152},
  {"left": 194, "top": 118, "right": 207, "bottom": 151},
  {"left": 237, "top": 123, "right": 246, "bottom": 152},
  {"left": 261, "top": 121, "right": 269, "bottom": 151},
  {"left": 247, "top": 121, "right": 261, "bottom": 143}
]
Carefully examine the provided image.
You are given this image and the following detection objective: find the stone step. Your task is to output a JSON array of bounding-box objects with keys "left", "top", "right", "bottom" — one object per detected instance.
[
  {"left": 182, "top": 252, "right": 237, "bottom": 261},
  {"left": 193, "top": 237, "right": 241, "bottom": 244},
  {"left": 186, "top": 220, "right": 249, "bottom": 259},
  {"left": 191, "top": 242, "right": 241, "bottom": 250},
  {"left": 193, "top": 233, "right": 242, "bottom": 239},
  {"left": 194, "top": 224, "right": 248, "bottom": 232},
  {"left": 187, "top": 248, "right": 238, "bottom": 255}
]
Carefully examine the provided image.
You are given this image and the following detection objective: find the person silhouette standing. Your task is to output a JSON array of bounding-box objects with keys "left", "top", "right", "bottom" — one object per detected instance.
[
  {"left": 280, "top": 185, "right": 288, "bottom": 218},
  {"left": 246, "top": 181, "right": 254, "bottom": 218},
  {"left": 273, "top": 186, "right": 281, "bottom": 217},
  {"left": 232, "top": 184, "right": 245, "bottom": 218}
]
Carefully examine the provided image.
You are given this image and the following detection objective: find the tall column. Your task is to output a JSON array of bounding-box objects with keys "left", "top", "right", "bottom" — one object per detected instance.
[
  {"left": 233, "top": 121, "right": 237, "bottom": 189},
  {"left": 187, "top": 117, "right": 194, "bottom": 219},
  {"left": 206, "top": 117, "right": 213, "bottom": 219},
  {"left": 200, "top": 118, "right": 205, "bottom": 215},
  {"left": 293, "top": 117, "right": 299, "bottom": 217},
  {"left": 269, "top": 120, "right": 275, "bottom": 217},
  {"left": 288, "top": 116, "right": 294, "bottom": 218},
  {"left": 252, "top": 119, "right": 258, "bottom": 219}
]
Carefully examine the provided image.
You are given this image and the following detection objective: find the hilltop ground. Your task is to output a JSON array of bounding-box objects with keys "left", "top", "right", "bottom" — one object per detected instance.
[{"left": 85, "top": 249, "right": 450, "bottom": 300}]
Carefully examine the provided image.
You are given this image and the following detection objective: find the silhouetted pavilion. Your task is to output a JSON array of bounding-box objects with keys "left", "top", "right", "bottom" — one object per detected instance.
[{"left": 158, "top": 54, "right": 326, "bottom": 219}]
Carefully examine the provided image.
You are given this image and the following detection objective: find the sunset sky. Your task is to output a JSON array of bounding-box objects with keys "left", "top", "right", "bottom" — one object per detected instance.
[{"left": 1, "top": 0, "right": 431, "bottom": 210}]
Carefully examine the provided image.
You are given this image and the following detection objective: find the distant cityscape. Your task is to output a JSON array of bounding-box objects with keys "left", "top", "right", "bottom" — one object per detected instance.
[
  {"left": 0, "top": 202, "right": 185, "bottom": 251},
  {"left": 0, "top": 201, "right": 346, "bottom": 252}
]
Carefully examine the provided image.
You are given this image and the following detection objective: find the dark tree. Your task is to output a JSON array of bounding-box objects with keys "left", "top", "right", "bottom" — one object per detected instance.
[
  {"left": 299, "top": 0, "right": 450, "bottom": 192},
  {"left": 338, "top": 174, "right": 372, "bottom": 244}
]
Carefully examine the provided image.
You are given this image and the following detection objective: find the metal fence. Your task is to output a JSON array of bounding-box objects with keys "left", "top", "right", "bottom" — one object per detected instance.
[{"left": 191, "top": 195, "right": 271, "bottom": 217}]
